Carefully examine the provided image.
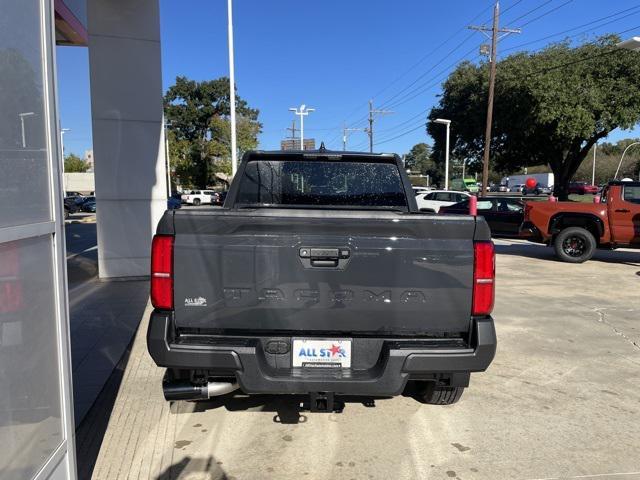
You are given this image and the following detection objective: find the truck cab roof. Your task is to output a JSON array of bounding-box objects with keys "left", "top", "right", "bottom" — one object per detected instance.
[{"left": 242, "top": 149, "right": 400, "bottom": 162}]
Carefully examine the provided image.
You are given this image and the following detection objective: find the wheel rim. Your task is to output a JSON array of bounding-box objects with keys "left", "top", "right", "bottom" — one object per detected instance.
[{"left": 562, "top": 235, "right": 586, "bottom": 257}]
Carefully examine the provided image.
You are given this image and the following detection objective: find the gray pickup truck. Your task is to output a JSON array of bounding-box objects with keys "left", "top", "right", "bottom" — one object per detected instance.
[{"left": 147, "top": 150, "right": 496, "bottom": 411}]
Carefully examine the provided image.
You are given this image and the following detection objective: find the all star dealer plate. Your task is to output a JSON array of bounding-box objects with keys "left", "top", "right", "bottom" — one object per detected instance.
[{"left": 292, "top": 339, "right": 352, "bottom": 368}]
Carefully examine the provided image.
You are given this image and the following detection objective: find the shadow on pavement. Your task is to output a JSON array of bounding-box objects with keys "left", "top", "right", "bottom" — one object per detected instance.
[
  {"left": 155, "top": 456, "right": 227, "bottom": 480},
  {"left": 172, "top": 393, "right": 385, "bottom": 425},
  {"left": 495, "top": 240, "right": 640, "bottom": 265},
  {"left": 75, "top": 336, "right": 135, "bottom": 480}
]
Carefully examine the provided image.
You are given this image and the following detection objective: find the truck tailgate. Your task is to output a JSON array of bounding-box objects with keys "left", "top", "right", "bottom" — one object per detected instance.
[{"left": 171, "top": 209, "right": 476, "bottom": 335}]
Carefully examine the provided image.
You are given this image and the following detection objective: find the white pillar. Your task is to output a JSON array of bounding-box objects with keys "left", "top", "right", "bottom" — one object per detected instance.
[{"left": 88, "top": 0, "right": 167, "bottom": 278}]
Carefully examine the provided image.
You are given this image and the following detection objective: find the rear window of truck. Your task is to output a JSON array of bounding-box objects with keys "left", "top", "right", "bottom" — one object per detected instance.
[{"left": 235, "top": 160, "right": 408, "bottom": 208}]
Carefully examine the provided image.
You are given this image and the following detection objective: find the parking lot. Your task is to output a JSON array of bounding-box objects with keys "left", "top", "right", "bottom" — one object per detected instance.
[{"left": 75, "top": 239, "right": 640, "bottom": 480}]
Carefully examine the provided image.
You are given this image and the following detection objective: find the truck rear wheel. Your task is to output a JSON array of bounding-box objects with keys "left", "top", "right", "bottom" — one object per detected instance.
[
  {"left": 419, "top": 383, "right": 465, "bottom": 405},
  {"left": 553, "top": 227, "right": 596, "bottom": 263}
]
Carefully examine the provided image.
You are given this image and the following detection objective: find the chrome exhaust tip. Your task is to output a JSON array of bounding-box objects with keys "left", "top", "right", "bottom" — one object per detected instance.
[{"left": 163, "top": 379, "right": 239, "bottom": 401}]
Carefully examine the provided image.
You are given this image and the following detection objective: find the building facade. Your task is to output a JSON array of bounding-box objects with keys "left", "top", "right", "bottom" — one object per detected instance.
[{"left": 0, "top": 1, "right": 168, "bottom": 479}]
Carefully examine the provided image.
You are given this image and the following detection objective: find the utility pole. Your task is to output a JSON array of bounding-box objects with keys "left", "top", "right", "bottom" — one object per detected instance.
[
  {"left": 343, "top": 123, "right": 366, "bottom": 151},
  {"left": 366, "top": 100, "right": 393, "bottom": 153},
  {"left": 469, "top": 1, "right": 520, "bottom": 196},
  {"left": 286, "top": 120, "right": 299, "bottom": 140}
]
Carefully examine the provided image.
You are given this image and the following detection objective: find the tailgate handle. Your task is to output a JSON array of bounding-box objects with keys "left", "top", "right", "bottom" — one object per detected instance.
[
  {"left": 310, "top": 259, "right": 338, "bottom": 267},
  {"left": 299, "top": 247, "right": 350, "bottom": 269}
]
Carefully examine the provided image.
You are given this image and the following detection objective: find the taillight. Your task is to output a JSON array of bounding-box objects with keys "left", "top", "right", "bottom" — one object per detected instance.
[
  {"left": 472, "top": 241, "right": 495, "bottom": 316},
  {"left": 151, "top": 235, "right": 174, "bottom": 309}
]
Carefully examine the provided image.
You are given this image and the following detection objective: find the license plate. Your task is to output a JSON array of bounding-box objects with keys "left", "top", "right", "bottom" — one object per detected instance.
[{"left": 292, "top": 339, "right": 352, "bottom": 368}]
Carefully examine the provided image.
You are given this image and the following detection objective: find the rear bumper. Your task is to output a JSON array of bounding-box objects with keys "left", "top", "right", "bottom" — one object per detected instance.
[{"left": 147, "top": 312, "right": 496, "bottom": 396}]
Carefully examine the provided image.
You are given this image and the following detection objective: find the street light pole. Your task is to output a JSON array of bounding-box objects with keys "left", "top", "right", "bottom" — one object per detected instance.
[
  {"left": 60, "top": 128, "right": 70, "bottom": 195},
  {"left": 614, "top": 141, "right": 640, "bottom": 180},
  {"left": 617, "top": 37, "right": 640, "bottom": 181},
  {"left": 60, "top": 128, "right": 70, "bottom": 156},
  {"left": 289, "top": 105, "right": 315, "bottom": 150},
  {"left": 18, "top": 112, "right": 35, "bottom": 148},
  {"left": 227, "top": 0, "right": 238, "bottom": 176},
  {"left": 434, "top": 118, "right": 451, "bottom": 190},
  {"left": 164, "top": 120, "right": 172, "bottom": 197}
]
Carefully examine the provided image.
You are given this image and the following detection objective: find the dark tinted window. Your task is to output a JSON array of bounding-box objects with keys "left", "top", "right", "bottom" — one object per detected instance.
[
  {"left": 434, "top": 192, "right": 452, "bottom": 201},
  {"left": 623, "top": 185, "right": 640, "bottom": 204},
  {"left": 236, "top": 160, "right": 407, "bottom": 208}
]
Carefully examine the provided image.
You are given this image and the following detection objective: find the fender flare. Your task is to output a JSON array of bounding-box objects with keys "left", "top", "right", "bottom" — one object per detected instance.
[{"left": 548, "top": 213, "right": 604, "bottom": 238}]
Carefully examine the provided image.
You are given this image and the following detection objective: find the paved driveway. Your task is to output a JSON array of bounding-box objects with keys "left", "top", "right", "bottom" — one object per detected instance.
[{"left": 79, "top": 239, "right": 640, "bottom": 480}]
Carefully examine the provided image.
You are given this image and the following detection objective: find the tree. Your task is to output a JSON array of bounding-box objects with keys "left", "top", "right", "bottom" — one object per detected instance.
[
  {"left": 164, "top": 76, "right": 261, "bottom": 188},
  {"left": 574, "top": 139, "right": 640, "bottom": 184},
  {"left": 405, "top": 143, "right": 444, "bottom": 185},
  {"left": 64, "top": 153, "right": 88, "bottom": 172},
  {"left": 428, "top": 36, "right": 640, "bottom": 199}
]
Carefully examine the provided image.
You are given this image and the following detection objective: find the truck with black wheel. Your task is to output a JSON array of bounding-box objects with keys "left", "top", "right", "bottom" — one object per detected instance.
[
  {"left": 147, "top": 149, "right": 497, "bottom": 411},
  {"left": 521, "top": 181, "right": 640, "bottom": 263}
]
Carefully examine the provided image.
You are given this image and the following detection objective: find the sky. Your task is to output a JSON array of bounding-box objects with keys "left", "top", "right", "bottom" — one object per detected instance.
[{"left": 56, "top": 0, "right": 640, "bottom": 158}]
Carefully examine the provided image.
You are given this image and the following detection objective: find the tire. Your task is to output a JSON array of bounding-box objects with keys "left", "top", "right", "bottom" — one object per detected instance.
[
  {"left": 193, "top": 198, "right": 201, "bottom": 206},
  {"left": 418, "top": 383, "right": 465, "bottom": 405},
  {"left": 553, "top": 227, "right": 596, "bottom": 263}
]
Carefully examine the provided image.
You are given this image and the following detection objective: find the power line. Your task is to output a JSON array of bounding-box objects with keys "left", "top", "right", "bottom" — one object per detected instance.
[
  {"left": 336, "top": 1, "right": 496, "bottom": 130},
  {"left": 528, "top": 47, "right": 619, "bottom": 75},
  {"left": 333, "top": 3, "right": 502, "bottom": 141},
  {"left": 519, "top": 0, "right": 574, "bottom": 28},
  {"left": 344, "top": 1, "right": 634, "bottom": 152},
  {"left": 501, "top": 0, "right": 526, "bottom": 15},
  {"left": 375, "top": 123, "right": 427, "bottom": 146},
  {"left": 505, "top": 0, "right": 554, "bottom": 24},
  {"left": 367, "top": 25, "right": 639, "bottom": 152},
  {"left": 501, "top": 5, "right": 640, "bottom": 54},
  {"left": 345, "top": 0, "right": 572, "bottom": 140},
  {"left": 379, "top": 0, "right": 581, "bottom": 113}
]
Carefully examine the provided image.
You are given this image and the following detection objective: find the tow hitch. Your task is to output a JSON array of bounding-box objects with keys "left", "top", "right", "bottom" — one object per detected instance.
[{"left": 302, "top": 392, "right": 344, "bottom": 413}]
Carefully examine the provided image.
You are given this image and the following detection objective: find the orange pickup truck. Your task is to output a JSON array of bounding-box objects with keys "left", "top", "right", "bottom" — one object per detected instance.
[{"left": 522, "top": 181, "right": 640, "bottom": 262}]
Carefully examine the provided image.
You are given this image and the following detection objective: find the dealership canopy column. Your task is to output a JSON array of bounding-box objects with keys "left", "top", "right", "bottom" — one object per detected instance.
[{"left": 87, "top": 0, "right": 167, "bottom": 278}]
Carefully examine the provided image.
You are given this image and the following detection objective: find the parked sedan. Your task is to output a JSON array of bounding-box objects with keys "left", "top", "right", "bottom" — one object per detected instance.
[
  {"left": 568, "top": 182, "right": 599, "bottom": 195},
  {"left": 439, "top": 196, "right": 525, "bottom": 237},
  {"left": 415, "top": 190, "right": 471, "bottom": 213}
]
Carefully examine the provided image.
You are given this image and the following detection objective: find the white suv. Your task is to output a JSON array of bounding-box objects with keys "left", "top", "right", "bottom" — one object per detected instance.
[
  {"left": 181, "top": 190, "right": 215, "bottom": 206},
  {"left": 416, "top": 190, "right": 471, "bottom": 213}
]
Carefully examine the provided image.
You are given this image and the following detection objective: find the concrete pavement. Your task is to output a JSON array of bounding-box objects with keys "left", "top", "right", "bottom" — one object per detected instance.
[{"left": 79, "top": 240, "right": 640, "bottom": 480}]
